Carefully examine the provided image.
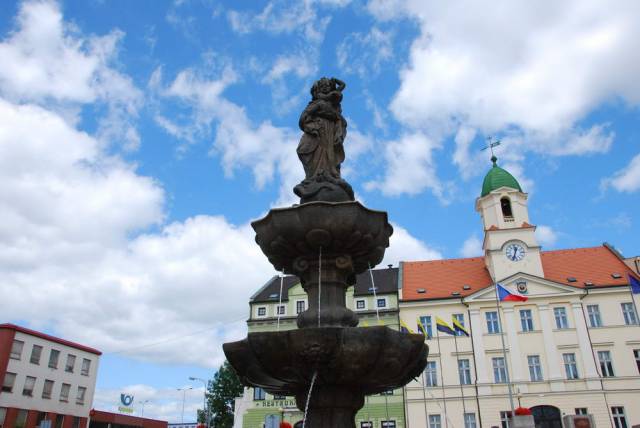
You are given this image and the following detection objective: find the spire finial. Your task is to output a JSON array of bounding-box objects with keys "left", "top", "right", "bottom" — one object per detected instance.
[{"left": 482, "top": 136, "right": 501, "bottom": 165}]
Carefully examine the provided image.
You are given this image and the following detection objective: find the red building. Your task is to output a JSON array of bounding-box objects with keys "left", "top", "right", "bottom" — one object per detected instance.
[
  {"left": 0, "top": 324, "right": 101, "bottom": 428},
  {"left": 89, "top": 410, "right": 167, "bottom": 428}
]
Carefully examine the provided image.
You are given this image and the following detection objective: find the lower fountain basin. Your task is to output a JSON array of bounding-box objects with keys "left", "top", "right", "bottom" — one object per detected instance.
[{"left": 223, "top": 326, "right": 428, "bottom": 396}]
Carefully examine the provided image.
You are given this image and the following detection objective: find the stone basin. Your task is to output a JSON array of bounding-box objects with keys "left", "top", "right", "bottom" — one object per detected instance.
[
  {"left": 252, "top": 201, "right": 393, "bottom": 278},
  {"left": 223, "top": 326, "right": 427, "bottom": 396}
]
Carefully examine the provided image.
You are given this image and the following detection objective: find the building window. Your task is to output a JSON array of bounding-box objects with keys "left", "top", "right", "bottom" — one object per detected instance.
[
  {"left": 296, "top": 300, "right": 306, "bottom": 314},
  {"left": 528, "top": 355, "right": 543, "bottom": 381},
  {"left": 575, "top": 408, "right": 588, "bottom": 415},
  {"left": 425, "top": 361, "right": 438, "bottom": 386},
  {"left": 276, "top": 305, "right": 286, "bottom": 315},
  {"left": 10, "top": 339, "right": 24, "bottom": 360},
  {"left": 42, "top": 380, "right": 54, "bottom": 399},
  {"left": 2, "top": 372, "right": 16, "bottom": 393},
  {"left": 257, "top": 306, "right": 267, "bottom": 317},
  {"left": 486, "top": 311, "right": 501, "bottom": 333},
  {"left": 420, "top": 316, "right": 433, "bottom": 338},
  {"left": 65, "top": 354, "right": 76, "bottom": 373},
  {"left": 598, "top": 351, "right": 615, "bottom": 377},
  {"left": 520, "top": 309, "right": 534, "bottom": 332},
  {"left": 634, "top": 349, "right": 640, "bottom": 374},
  {"left": 611, "top": 407, "right": 628, "bottom": 428},
  {"left": 563, "top": 353, "right": 579, "bottom": 379},
  {"left": 356, "top": 299, "right": 366, "bottom": 310},
  {"left": 81, "top": 358, "right": 91, "bottom": 376},
  {"left": 377, "top": 298, "right": 386, "bottom": 308},
  {"left": 428, "top": 415, "right": 441, "bottom": 428},
  {"left": 15, "top": 409, "right": 28, "bottom": 428},
  {"left": 493, "top": 357, "right": 507, "bottom": 383},
  {"left": 464, "top": 413, "right": 477, "bottom": 428},
  {"left": 554, "top": 307, "right": 568, "bottom": 329},
  {"left": 360, "top": 422, "right": 373, "bottom": 428},
  {"left": 76, "top": 386, "right": 87, "bottom": 405},
  {"left": 55, "top": 415, "right": 64, "bottom": 428},
  {"left": 453, "top": 314, "right": 465, "bottom": 335},
  {"left": 49, "top": 349, "right": 60, "bottom": 369},
  {"left": 621, "top": 303, "right": 638, "bottom": 325},
  {"left": 60, "top": 383, "right": 71, "bottom": 402},
  {"left": 458, "top": 359, "right": 471, "bottom": 385},
  {"left": 587, "top": 305, "right": 602, "bottom": 327},
  {"left": 501, "top": 197, "right": 513, "bottom": 219},
  {"left": 381, "top": 421, "right": 396, "bottom": 428},
  {"left": 253, "top": 387, "right": 266, "bottom": 400},
  {"left": 30, "top": 344, "right": 43, "bottom": 365},
  {"left": 500, "top": 411, "right": 512, "bottom": 428},
  {"left": 22, "top": 376, "right": 36, "bottom": 397},
  {"left": 0, "top": 407, "right": 6, "bottom": 427},
  {"left": 72, "top": 417, "right": 81, "bottom": 428}
]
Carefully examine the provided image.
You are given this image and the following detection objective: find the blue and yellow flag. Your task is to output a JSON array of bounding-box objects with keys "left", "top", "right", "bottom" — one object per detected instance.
[
  {"left": 417, "top": 317, "right": 429, "bottom": 338},
  {"left": 400, "top": 319, "right": 414, "bottom": 334},
  {"left": 436, "top": 316, "right": 455, "bottom": 336},
  {"left": 452, "top": 316, "right": 470, "bottom": 337}
]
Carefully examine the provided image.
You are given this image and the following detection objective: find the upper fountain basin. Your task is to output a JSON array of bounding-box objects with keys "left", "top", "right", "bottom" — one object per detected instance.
[
  {"left": 251, "top": 201, "right": 393, "bottom": 276},
  {"left": 223, "top": 326, "right": 428, "bottom": 397}
]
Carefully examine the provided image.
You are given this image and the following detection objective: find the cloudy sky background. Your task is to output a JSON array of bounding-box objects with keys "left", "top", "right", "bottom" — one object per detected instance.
[{"left": 1, "top": 0, "right": 639, "bottom": 422}]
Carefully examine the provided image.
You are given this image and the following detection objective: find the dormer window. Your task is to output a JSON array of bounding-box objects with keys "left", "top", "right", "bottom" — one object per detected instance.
[{"left": 501, "top": 197, "right": 513, "bottom": 221}]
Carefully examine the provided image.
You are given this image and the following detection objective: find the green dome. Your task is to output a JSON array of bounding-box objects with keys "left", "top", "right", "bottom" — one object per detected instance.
[{"left": 481, "top": 156, "right": 522, "bottom": 197}]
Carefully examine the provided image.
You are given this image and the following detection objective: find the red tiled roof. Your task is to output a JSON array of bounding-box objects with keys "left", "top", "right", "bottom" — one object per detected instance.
[
  {"left": 0, "top": 323, "right": 102, "bottom": 355},
  {"left": 402, "top": 245, "right": 636, "bottom": 301}
]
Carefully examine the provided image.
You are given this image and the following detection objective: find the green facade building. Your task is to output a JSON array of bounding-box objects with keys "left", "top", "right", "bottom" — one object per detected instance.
[{"left": 233, "top": 266, "right": 407, "bottom": 428}]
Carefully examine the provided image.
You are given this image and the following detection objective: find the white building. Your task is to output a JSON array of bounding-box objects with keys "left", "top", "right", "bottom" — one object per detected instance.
[
  {"left": 399, "top": 157, "right": 640, "bottom": 428},
  {"left": 0, "top": 323, "right": 101, "bottom": 428}
]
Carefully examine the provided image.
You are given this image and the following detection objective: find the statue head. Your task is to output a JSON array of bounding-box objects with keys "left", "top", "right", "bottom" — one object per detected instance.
[{"left": 310, "top": 77, "right": 342, "bottom": 100}]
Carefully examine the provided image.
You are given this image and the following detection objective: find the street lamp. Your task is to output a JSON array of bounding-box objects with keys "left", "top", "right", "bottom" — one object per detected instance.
[
  {"left": 189, "top": 376, "right": 209, "bottom": 428},
  {"left": 177, "top": 387, "right": 193, "bottom": 423},
  {"left": 140, "top": 400, "right": 150, "bottom": 418}
]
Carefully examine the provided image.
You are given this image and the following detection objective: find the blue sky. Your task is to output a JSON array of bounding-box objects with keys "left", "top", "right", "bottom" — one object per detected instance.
[{"left": 1, "top": 0, "right": 639, "bottom": 422}]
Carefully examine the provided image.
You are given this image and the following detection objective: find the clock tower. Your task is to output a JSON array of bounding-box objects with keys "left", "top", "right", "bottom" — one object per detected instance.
[{"left": 476, "top": 156, "right": 544, "bottom": 281}]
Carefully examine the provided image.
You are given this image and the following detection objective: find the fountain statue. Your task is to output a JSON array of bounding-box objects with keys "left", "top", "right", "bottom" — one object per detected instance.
[{"left": 223, "top": 78, "right": 428, "bottom": 428}]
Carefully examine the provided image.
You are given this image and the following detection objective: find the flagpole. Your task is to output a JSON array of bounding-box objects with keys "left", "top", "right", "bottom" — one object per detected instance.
[
  {"left": 494, "top": 283, "right": 516, "bottom": 420},
  {"left": 435, "top": 329, "right": 448, "bottom": 428},
  {"left": 421, "top": 371, "right": 430, "bottom": 428},
  {"left": 452, "top": 328, "right": 467, "bottom": 420}
]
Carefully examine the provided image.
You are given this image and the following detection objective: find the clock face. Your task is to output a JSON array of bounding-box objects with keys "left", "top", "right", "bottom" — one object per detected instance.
[{"left": 505, "top": 243, "right": 526, "bottom": 261}]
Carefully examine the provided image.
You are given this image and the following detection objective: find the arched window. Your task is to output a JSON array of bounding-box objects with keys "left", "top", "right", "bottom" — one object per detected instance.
[{"left": 501, "top": 197, "right": 513, "bottom": 220}]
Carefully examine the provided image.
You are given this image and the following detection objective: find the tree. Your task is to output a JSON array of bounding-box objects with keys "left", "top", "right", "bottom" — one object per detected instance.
[{"left": 201, "top": 360, "right": 244, "bottom": 428}]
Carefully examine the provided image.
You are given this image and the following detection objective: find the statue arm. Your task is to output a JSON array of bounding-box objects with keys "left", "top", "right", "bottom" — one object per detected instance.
[{"left": 332, "top": 78, "right": 346, "bottom": 92}]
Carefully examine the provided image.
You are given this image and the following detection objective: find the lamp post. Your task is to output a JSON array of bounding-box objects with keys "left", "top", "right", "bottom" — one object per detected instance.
[
  {"left": 177, "top": 387, "right": 193, "bottom": 423},
  {"left": 140, "top": 399, "right": 150, "bottom": 418},
  {"left": 189, "top": 376, "right": 209, "bottom": 428}
]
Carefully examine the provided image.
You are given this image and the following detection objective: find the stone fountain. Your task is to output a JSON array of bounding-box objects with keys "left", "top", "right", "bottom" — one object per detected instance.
[{"left": 223, "top": 77, "right": 428, "bottom": 427}]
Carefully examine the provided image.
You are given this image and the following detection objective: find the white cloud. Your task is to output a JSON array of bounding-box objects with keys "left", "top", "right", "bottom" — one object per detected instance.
[
  {"left": 367, "top": 0, "right": 640, "bottom": 190},
  {"left": 337, "top": 27, "right": 394, "bottom": 77},
  {"left": 365, "top": 132, "right": 450, "bottom": 200},
  {"left": 0, "top": 0, "right": 142, "bottom": 150},
  {"left": 0, "top": 97, "right": 275, "bottom": 367},
  {"left": 459, "top": 234, "right": 482, "bottom": 258},
  {"left": 535, "top": 225, "right": 558, "bottom": 247},
  {"left": 226, "top": 0, "right": 337, "bottom": 44},
  {"left": 382, "top": 223, "right": 442, "bottom": 266},
  {"left": 601, "top": 152, "right": 640, "bottom": 193}
]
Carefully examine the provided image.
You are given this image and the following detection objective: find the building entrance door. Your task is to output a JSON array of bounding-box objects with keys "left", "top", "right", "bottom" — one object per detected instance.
[{"left": 530, "top": 405, "right": 562, "bottom": 428}]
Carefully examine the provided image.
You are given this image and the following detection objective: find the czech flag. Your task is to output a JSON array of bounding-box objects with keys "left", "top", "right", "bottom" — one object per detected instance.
[{"left": 497, "top": 283, "right": 528, "bottom": 302}]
